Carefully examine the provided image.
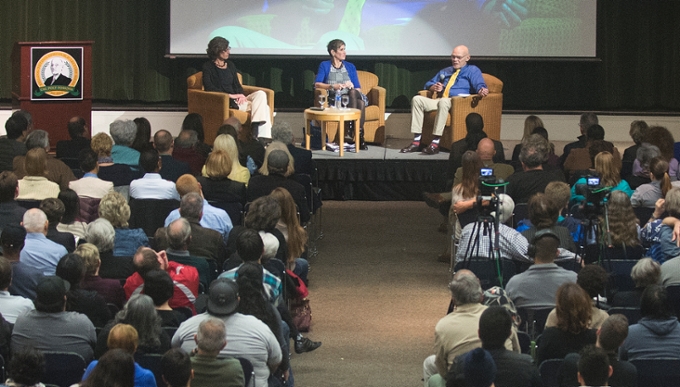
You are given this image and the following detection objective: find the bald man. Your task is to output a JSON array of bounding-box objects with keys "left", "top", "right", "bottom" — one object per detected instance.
[
  {"left": 45, "top": 58, "right": 72, "bottom": 86},
  {"left": 402, "top": 45, "right": 488, "bottom": 155}
]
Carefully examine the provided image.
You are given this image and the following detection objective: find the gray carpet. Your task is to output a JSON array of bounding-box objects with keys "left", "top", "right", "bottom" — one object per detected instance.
[{"left": 291, "top": 201, "right": 452, "bottom": 387}]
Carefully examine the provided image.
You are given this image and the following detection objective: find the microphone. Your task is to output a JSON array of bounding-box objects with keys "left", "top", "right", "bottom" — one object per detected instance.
[{"left": 433, "top": 73, "right": 445, "bottom": 99}]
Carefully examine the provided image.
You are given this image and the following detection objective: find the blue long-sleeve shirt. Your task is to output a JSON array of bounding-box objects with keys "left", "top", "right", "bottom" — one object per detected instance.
[{"left": 424, "top": 64, "right": 486, "bottom": 97}]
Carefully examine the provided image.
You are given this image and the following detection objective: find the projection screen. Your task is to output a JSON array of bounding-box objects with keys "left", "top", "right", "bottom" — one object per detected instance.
[{"left": 169, "top": 0, "right": 596, "bottom": 57}]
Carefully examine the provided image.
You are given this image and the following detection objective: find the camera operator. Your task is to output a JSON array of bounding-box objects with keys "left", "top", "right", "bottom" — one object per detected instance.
[{"left": 506, "top": 134, "right": 564, "bottom": 204}]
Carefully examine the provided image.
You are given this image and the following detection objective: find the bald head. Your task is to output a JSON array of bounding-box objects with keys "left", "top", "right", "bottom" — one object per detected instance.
[
  {"left": 452, "top": 45, "right": 470, "bottom": 69},
  {"left": 476, "top": 138, "right": 496, "bottom": 161},
  {"left": 223, "top": 116, "right": 242, "bottom": 131},
  {"left": 153, "top": 130, "right": 174, "bottom": 154},
  {"left": 22, "top": 209, "right": 48, "bottom": 234}
]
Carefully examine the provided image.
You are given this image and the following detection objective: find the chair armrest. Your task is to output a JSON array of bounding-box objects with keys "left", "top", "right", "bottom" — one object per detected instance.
[
  {"left": 366, "top": 86, "right": 386, "bottom": 109},
  {"left": 417, "top": 90, "right": 430, "bottom": 98},
  {"left": 187, "top": 89, "right": 232, "bottom": 111}
]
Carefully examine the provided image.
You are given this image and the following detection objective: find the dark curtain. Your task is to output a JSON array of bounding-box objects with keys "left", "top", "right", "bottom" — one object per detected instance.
[{"left": 1, "top": 0, "right": 679, "bottom": 111}]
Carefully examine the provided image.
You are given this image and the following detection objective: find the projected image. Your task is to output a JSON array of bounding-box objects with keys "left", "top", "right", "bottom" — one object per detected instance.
[{"left": 170, "top": 0, "right": 596, "bottom": 57}]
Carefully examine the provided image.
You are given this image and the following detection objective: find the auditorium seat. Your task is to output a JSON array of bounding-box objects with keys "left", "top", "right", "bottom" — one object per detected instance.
[
  {"left": 128, "top": 198, "right": 179, "bottom": 237},
  {"left": 418, "top": 73, "right": 503, "bottom": 150},
  {"left": 313, "top": 70, "right": 387, "bottom": 144},
  {"left": 187, "top": 72, "right": 275, "bottom": 145}
]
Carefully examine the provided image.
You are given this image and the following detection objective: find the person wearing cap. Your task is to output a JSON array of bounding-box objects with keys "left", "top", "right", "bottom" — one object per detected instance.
[
  {"left": 11, "top": 275, "right": 97, "bottom": 362},
  {"left": 1, "top": 225, "right": 43, "bottom": 300},
  {"left": 455, "top": 194, "right": 578, "bottom": 266},
  {"left": 124, "top": 246, "right": 199, "bottom": 314},
  {"left": 189, "top": 317, "right": 244, "bottom": 387},
  {"left": 505, "top": 228, "right": 578, "bottom": 309},
  {"left": 19, "top": 208, "right": 68, "bottom": 276},
  {"left": 171, "top": 278, "right": 282, "bottom": 387},
  {"left": 165, "top": 174, "right": 233, "bottom": 241},
  {"left": 246, "top": 149, "right": 309, "bottom": 223},
  {"left": 445, "top": 306, "right": 541, "bottom": 387},
  {"left": 0, "top": 171, "right": 26, "bottom": 235},
  {"left": 0, "top": 256, "right": 34, "bottom": 324}
]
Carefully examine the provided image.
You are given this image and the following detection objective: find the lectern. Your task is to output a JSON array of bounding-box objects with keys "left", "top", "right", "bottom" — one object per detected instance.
[{"left": 12, "top": 41, "right": 93, "bottom": 148}]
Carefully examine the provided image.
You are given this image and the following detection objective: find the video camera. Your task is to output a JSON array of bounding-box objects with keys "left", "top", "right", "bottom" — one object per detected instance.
[
  {"left": 477, "top": 168, "right": 508, "bottom": 216},
  {"left": 574, "top": 175, "right": 611, "bottom": 217}
]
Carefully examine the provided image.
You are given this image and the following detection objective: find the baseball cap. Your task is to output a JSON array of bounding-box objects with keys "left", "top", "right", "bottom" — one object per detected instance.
[
  {"left": 207, "top": 278, "right": 239, "bottom": 316},
  {"left": 35, "top": 276, "right": 70, "bottom": 310},
  {"left": 463, "top": 348, "right": 497, "bottom": 387},
  {"left": 0, "top": 225, "right": 26, "bottom": 249}
]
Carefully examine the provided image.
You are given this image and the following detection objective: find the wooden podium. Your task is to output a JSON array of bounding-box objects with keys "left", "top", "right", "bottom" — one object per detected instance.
[{"left": 12, "top": 41, "right": 93, "bottom": 148}]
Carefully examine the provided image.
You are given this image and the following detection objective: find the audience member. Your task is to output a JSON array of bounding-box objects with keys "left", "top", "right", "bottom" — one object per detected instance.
[
  {"left": 535, "top": 283, "right": 597, "bottom": 365},
  {"left": 131, "top": 117, "right": 154, "bottom": 153},
  {"left": 506, "top": 229, "right": 577, "bottom": 309},
  {"left": 95, "top": 294, "right": 171, "bottom": 359},
  {"left": 626, "top": 143, "right": 659, "bottom": 190},
  {"left": 559, "top": 112, "right": 599, "bottom": 167},
  {"left": 13, "top": 129, "right": 76, "bottom": 191},
  {"left": 11, "top": 276, "right": 97, "bottom": 362},
  {"left": 258, "top": 142, "right": 295, "bottom": 177},
  {"left": 143, "top": 269, "right": 189, "bottom": 327},
  {"left": 98, "top": 191, "right": 150, "bottom": 257},
  {"left": 621, "top": 120, "right": 649, "bottom": 178},
  {"left": 0, "top": 256, "right": 34, "bottom": 323},
  {"left": 546, "top": 264, "right": 609, "bottom": 329},
  {"left": 511, "top": 115, "right": 545, "bottom": 170},
  {"left": 445, "top": 113, "right": 504, "bottom": 180},
  {"left": 91, "top": 132, "right": 135, "bottom": 187},
  {"left": 0, "top": 115, "right": 28, "bottom": 172},
  {"left": 559, "top": 314, "right": 637, "bottom": 387},
  {"left": 173, "top": 130, "right": 207, "bottom": 176},
  {"left": 506, "top": 134, "right": 565, "bottom": 203},
  {"left": 196, "top": 150, "right": 247, "bottom": 205},
  {"left": 160, "top": 348, "right": 194, "bottom": 387},
  {"left": 155, "top": 193, "right": 227, "bottom": 267},
  {"left": 423, "top": 270, "right": 512, "bottom": 387},
  {"left": 130, "top": 148, "right": 180, "bottom": 200},
  {"left": 206, "top": 133, "right": 250, "bottom": 185},
  {"left": 0, "top": 171, "right": 26, "bottom": 234},
  {"left": 2, "top": 225, "right": 43, "bottom": 300},
  {"left": 57, "top": 116, "right": 91, "bottom": 160},
  {"left": 631, "top": 157, "right": 671, "bottom": 208},
  {"left": 157, "top": 218, "right": 212, "bottom": 290},
  {"left": 16, "top": 148, "right": 60, "bottom": 200},
  {"left": 40, "top": 197, "right": 76, "bottom": 252},
  {"left": 530, "top": 126, "right": 560, "bottom": 169},
  {"left": 613, "top": 258, "right": 660, "bottom": 307},
  {"left": 165, "top": 174, "right": 233, "bottom": 240},
  {"left": 643, "top": 126, "right": 678, "bottom": 179},
  {"left": 110, "top": 119, "right": 140, "bottom": 169},
  {"left": 79, "top": 348, "right": 135, "bottom": 387},
  {"left": 84, "top": 324, "right": 156, "bottom": 387},
  {"left": 190, "top": 317, "right": 245, "bottom": 387},
  {"left": 232, "top": 116, "right": 266, "bottom": 169},
  {"left": 571, "top": 151, "right": 633, "bottom": 203},
  {"left": 181, "top": 113, "right": 212, "bottom": 158},
  {"left": 640, "top": 187, "right": 680, "bottom": 263},
  {"left": 577, "top": 346, "right": 612, "bottom": 387},
  {"left": 545, "top": 181, "right": 580, "bottom": 236},
  {"left": 620, "top": 284, "right": 680, "bottom": 360},
  {"left": 461, "top": 348, "right": 496, "bottom": 387},
  {"left": 124, "top": 247, "right": 199, "bottom": 313},
  {"left": 85, "top": 218, "right": 135, "bottom": 280},
  {"left": 69, "top": 148, "right": 114, "bottom": 199},
  {"left": 564, "top": 125, "right": 622, "bottom": 179},
  {"left": 56, "top": 189, "right": 88, "bottom": 238},
  {"left": 247, "top": 150, "right": 310, "bottom": 223},
  {"left": 602, "top": 191, "right": 645, "bottom": 260},
  {"left": 520, "top": 193, "right": 577, "bottom": 252},
  {"left": 272, "top": 121, "right": 313, "bottom": 176},
  {"left": 56, "top": 252, "right": 111, "bottom": 327},
  {"left": 153, "top": 129, "right": 191, "bottom": 182},
  {"left": 171, "top": 278, "right": 282, "bottom": 387},
  {"left": 4, "top": 348, "right": 45, "bottom": 387},
  {"left": 19, "top": 208, "right": 68, "bottom": 275},
  {"left": 445, "top": 306, "right": 541, "bottom": 387},
  {"left": 270, "top": 187, "right": 309, "bottom": 282},
  {"left": 77, "top": 243, "right": 125, "bottom": 309}
]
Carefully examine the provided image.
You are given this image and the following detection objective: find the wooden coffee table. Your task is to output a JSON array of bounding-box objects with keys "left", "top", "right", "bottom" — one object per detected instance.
[{"left": 304, "top": 108, "right": 361, "bottom": 156}]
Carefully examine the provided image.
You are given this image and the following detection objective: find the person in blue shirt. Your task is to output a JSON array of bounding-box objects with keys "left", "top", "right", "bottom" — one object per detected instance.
[{"left": 402, "top": 45, "right": 488, "bottom": 155}]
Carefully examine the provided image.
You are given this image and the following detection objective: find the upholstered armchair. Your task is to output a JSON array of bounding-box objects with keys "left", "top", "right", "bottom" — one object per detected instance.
[
  {"left": 418, "top": 73, "right": 503, "bottom": 150},
  {"left": 186, "top": 72, "right": 275, "bottom": 145},
  {"left": 313, "top": 70, "right": 386, "bottom": 144}
]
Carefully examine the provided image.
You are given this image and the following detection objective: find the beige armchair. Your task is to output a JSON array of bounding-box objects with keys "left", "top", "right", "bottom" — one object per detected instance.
[
  {"left": 418, "top": 73, "right": 503, "bottom": 150},
  {"left": 313, "top": 70, "right": 387, "bottom": 144},
  {"left": 187, "top": 72, "right": 275, "bottom": 145}
]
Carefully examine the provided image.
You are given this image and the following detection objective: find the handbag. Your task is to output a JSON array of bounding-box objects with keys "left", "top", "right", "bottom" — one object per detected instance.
[{"left": 289, "top": 298, "right": 312, "bottom": 332}]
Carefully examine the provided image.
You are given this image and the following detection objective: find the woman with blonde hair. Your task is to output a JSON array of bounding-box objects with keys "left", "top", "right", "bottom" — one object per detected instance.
[
  {"left": 571, "top": 151, "right": 633, "bottom": 203},
  {"left": 536, "top": 283, "right": 597, "bottom": 364},
  {"left": 197, "top": 150, "right": 246, "bottom": 204},
  {"left": 90, "top": 132, "right": 135, "bottom": 187},
  {"left": 259, "top": 141, "right": 295, "bottom": 177},
  {"left": 77, "top": 243, "right": 126, "bottom": 308},
  {"left": 202, "top": 134, "right": 250, "bottom": 185},
  {"left": 604, "top": 190, "right": 644, "bottom": 260},
  {"left": 98, "top": 191, "right": 149, "bottom": 257},
  {"left": 511, "top": 115, "right": 544, "bottom": 167},
  {"left": 270, "top": 187, "right": 309, "bottom": 283},
  {"left": 450, "top": 151, "right": 484, "bottom": 238},
  {"left": 16, "top": 148, "right": 60, "bottom": 200},
  {"left": 631, "top": 157, "right": 672, "bottom": 208}
]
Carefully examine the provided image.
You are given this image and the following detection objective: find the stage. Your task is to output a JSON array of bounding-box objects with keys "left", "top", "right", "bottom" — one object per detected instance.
[{"left": 309, "top": 138, "right": 450, "bottom": 201}]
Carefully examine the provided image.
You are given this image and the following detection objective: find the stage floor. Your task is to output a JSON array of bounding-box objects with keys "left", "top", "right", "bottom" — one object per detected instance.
[{"left": 308, "top": 138, "right": 450, "bottom": 201}]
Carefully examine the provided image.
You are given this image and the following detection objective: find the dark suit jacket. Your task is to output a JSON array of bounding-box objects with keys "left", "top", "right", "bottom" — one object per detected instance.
[
  {"left": 287, "top": 143, "right": 314, "bottom": 176},
  {"left": 154, "top": 221, "right": 227, "bottom": 268},
  {"left": 247, "top": 174, "right": 310, "bottom": 223},
  {"left": 45, "top": 74, "right": 72, "bottom": 86},
  {"left": 46, "top": 226, "right": 76, "bottom": 252},
  {"left": 448, "top": 138, "right": 505, "bottom": 180},
  {"left": 172, "top": 147, "right": 206, "bottom": 176},
  {"left": 159, "top": 154, "right": 191, "bottom": 182},
  {"left": 56, "top": 137, "right": 91, "bottom": 160},
  {"left": 197, "top": 176, "right": 247, "bottom": 204}
]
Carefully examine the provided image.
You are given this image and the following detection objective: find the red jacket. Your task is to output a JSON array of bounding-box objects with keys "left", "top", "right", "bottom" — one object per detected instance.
[{"left": 123, "top": 261, "right": 199, "bottom": 314}]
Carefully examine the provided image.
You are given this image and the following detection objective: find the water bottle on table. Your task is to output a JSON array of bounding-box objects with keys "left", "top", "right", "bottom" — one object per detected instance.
[{"left": 334, "top": 90, "right": 341, "bottom": 109}]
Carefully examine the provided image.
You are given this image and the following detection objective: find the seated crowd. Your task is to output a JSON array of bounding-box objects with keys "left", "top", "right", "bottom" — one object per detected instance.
[
  {"left": 0, "top": 110, "right": 321, "bottom": 387},
  {"left": 423, "top": 112, "right": 680, "bottom": 387}
]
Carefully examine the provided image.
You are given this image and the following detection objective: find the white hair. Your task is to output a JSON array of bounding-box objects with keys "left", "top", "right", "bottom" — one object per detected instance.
[{"left": 22, "top": 209, "right": 47, "bottom": 233}]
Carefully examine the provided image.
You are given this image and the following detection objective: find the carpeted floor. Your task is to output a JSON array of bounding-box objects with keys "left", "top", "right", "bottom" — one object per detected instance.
[{"left": 291, "top": 201, "right": 452, "bottom": 387}]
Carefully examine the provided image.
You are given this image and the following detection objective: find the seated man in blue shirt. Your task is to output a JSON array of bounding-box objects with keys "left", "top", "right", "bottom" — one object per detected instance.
[{"left": 401, "top": 45, "right": 488, "bottom": 155}]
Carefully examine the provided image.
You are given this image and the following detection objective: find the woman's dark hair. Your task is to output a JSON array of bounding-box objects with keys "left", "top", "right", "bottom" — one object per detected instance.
[
  {"left": 326, "top": 39, "right": 345, "bottom": 56},
  {"left": 244, "top": 196, "right": 281, "bottom": 231},
  {"left": 8, "top": 347, "right": 45, "bottom": 385},
  {"left": 131, "top": 117, "right": 152, "bottom": 153},
  {"left": 236, "top": 262, "right": 280, "bottom": 337},
  {"left": 56, "top": 253, "right": 86, "bottom": 290},
  {"left": 58, "top": 188, "right": 81, "bottom": 224},
  {"left": 79, "top": 148, "right": 99, "bottom": 173},
  {"left": 531, "top": 126, "right": 549, "bottom": 141},
  {"left": 81, "top": 348, "right": 135, "bottom": 387},
  {"left": 115, "top": 294, "right": 162, "bottom": 349},
  {"left": 142, "top": 269, "right": 174, "bottom": 307},
  {"left": 181, "top": 113, "right": 205, "bottom": 143},
  {"left": 555, "top": 283, "right": 592, "bottom": 335},
  {"left": 206, "top": 36, "right": 230, "bottom": 61}
]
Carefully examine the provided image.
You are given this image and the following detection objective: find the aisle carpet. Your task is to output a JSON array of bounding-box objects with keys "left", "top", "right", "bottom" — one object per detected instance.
[{"left": 291, "top": 201, "right": 452, "bottom": 387}]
